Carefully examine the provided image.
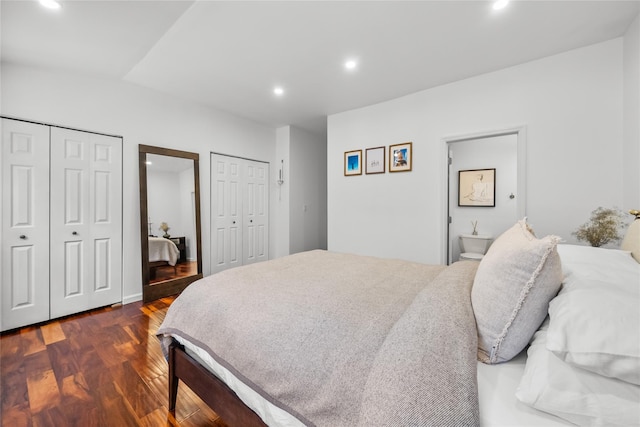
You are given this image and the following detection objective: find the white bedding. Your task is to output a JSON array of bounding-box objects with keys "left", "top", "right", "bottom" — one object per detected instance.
[
  {"left": 148, "top": 236, "right": 179, "bottom": 266},
  {"left": 516, "top": 321, "right": 640, "bottom": 427},
  {"left": 515, "top": 244, "right": 640, "bottom": 426},
  {"left": 478, "top": 351, "right": 573, "bottom": 426}
]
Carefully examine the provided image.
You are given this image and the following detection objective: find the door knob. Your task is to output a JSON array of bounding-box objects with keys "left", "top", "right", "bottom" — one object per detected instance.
[
  {"left": 19, "top": 235, "right": 27, "bottom": 240},
  {"left": 509, "top": 193, "right": 515, "bottom": 199},
  {"left": 72, "top": 231, "right": 78, "bottom": 235}
]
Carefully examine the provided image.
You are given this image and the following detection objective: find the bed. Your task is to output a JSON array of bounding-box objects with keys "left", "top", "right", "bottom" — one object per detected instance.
[
  {"left": 148, "top": 236, "right": 180, "bottom": 275},
  {"left": 157, "top": 218, "right": 640, "bottom": 426}
]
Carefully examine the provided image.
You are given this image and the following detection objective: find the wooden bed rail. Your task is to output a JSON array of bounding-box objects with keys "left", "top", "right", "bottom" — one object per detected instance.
[{"left": 168, "top": 340, "right": 267, "bottom": 426}]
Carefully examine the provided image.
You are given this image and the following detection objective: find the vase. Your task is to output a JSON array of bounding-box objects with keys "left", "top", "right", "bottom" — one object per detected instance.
[{"left": 163, "top": 233, "right": 170, "bottom": 238}]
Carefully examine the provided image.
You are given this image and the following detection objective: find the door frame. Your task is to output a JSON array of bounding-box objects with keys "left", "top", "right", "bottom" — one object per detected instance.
[{"left": 441, "top": 126, "right": 527, "bottom": 264}]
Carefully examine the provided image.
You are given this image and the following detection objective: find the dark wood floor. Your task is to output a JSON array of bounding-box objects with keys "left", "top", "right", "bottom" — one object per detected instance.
[
  {"left": 0, "top": 296, "right": 227, "bottom": 427},
  {"left": 150, "top": 262, "right": 198, "bottom": 285}
]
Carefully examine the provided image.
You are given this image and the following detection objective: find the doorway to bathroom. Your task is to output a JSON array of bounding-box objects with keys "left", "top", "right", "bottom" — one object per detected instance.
[{"left": 445, "top": 127, "right": 527, "bottom": 264}]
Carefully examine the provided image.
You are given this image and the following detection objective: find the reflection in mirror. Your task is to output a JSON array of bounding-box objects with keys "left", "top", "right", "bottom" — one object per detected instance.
[
  {"left": 139, "top": 145, "right": 202, "bottom": 303},
  {"left": 146, "top": 154, "right": 197, "bottom": 283}
]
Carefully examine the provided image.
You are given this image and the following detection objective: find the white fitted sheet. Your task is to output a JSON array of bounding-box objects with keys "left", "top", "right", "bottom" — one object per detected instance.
[{"left": 478, "top": 350, "right": 573, "bottom": 426}]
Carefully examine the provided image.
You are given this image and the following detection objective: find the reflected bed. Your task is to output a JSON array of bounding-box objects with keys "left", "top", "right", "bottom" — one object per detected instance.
[{"left": 148, "top": 236, "right": 179, "bottom": 275}]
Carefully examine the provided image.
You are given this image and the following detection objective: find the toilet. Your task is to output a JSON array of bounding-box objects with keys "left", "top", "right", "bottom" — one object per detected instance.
[{"left": 459, "top": 234, "right": 493, "bottom": 261}]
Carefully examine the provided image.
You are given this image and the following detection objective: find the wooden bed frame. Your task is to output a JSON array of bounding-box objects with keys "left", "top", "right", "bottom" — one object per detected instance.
[
  {"left": 149, "top": 260, "right": 177, "bottom": 279},
  {"left": 168, "top": 339, "right": 267, "bottom": 426}
]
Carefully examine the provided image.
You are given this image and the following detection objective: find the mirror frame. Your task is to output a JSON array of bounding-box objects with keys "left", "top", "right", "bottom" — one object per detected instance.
[{"left": 139, "top": 144, "right": 203, "bottom": 302}]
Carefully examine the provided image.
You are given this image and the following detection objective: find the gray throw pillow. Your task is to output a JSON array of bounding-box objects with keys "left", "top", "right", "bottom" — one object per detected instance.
[{"left": 472, "top": 219, "right": 562, "bottom": 364}]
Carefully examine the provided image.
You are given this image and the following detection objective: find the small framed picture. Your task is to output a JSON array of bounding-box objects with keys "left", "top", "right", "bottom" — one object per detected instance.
[
  {"left": 458, "top": 168, "right": 496, "bottom": 207},
  {"left": 365, "top": 146, "right": 385, "bottom": 174},
  {"left": 389, "top": 142, "right": 412, "bottom": 172},
  {"left": 344, "top": 149, "right": 362, "bottom": 176}
]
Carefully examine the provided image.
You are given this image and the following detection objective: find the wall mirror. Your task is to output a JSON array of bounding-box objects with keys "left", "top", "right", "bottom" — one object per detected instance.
[{"left": 139, "top": 144, "right": 202, "bottom": 302}]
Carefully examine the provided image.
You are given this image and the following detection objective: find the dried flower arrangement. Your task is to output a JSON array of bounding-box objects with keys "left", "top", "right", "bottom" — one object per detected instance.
[{"left": 572, "top": 207, "right": 625, "bottom": 247}]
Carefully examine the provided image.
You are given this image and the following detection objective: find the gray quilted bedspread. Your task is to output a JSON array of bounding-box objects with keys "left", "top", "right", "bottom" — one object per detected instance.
[{"left": 157, "top": 250, "right": 480, "bottom": 426}]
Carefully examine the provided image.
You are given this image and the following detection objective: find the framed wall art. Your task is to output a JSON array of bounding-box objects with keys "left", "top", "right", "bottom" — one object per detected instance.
[
  {"left": 458, "top": 168, "right": 496, "bottom": 207},
  {"left": 389, "top": 142, "right": 412, "bottom": 172},
  {"left": 365, "top": 146, "right": 385, "bottom": 174},
  {"left": 344, "top": 149, "right": 362, "bottom": 176}
]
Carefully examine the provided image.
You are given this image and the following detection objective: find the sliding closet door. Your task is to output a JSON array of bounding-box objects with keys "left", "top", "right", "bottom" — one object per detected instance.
[
  {"left": 49, "top": 128, "right": 122, "bottom": 318},
  {"left": 1, "top": 119, "right": 50, "bottom": 331}
]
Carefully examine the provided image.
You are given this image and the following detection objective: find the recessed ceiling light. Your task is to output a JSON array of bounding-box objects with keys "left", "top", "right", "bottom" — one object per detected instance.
[
  {"left": 40, "top": 0, "right": 62, "bottom": 10},
  {"left": 345, "top": 60, "right": 358, "bottom": 70},
  {"left": 492, "top": 0, "right": 509, "bottom": 10},
  {"left": 273, "top": 86, "right": 284, "bottom": 96}
]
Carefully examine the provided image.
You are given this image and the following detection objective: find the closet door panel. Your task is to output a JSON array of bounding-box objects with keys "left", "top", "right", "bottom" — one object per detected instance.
[
  {"left": 65, "top": 168, "right": 84, "bottom": 224},
  {"left": 88, "top": 133, "right": 122, "bottom": 307},
  {"left": 244, "top": 177, "right": 256, "bottom": 263},
  {"left": 50, "top": 129, "right": 90, "bottom": 317},
  {"left": 211, "top": 154, "right": 242, "bottom": 273},
  {"left": 64, "top": 241, "right": 84, "bottom": 296},
  {"left": 50, "top": 128, "right": 121, "bottom": 318},
  {"left": 243, "top": 160, "right": 268, "bottom": 265},
  {"left": 94, "top": 238, "right": 111, "bottom": 290},
  {"left": 1, "top": 119, "right": 50, "bottom": 331},
  {"left": 254, "top": 166, "right": 268, "bottom": 261}
]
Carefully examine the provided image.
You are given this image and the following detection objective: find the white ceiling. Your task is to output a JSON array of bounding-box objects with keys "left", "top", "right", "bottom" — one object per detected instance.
[{"left": 2, "top": 0, "right": 639, "bottom": 136}]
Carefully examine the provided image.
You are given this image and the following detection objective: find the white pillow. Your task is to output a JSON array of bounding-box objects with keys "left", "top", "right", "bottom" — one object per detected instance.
[
  {"left": 556, "top": 244, "right": 635, "bottom": 278},
  {"left": 621, "top": 218, "right": 640, "bottom": 262},
  {"left": 546, "top": 245, "right": 640, "bottom": 385},
  {"left": 516, "top": 321, "right": 640, "bottom": 427},
  {"left": 473, "top": 219, "right": 563, "bottom": 364}
]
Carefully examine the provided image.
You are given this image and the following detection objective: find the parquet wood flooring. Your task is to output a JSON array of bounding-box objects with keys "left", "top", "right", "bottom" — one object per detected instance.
[{"left": 0, "top": 296, "right": 227, "bottom": 427}]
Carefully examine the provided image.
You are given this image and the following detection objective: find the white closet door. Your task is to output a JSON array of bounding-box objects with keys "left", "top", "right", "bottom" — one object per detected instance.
[
  {"left": 243, "top": 160, "right": 269, "bottom": 265},
  {"left": 1, "top": 119, "right": 50, "bottom": 331},
  {"left": 87, "top": 133, "right": 122, "bottom": 310},
  {"left": 50, "top": 128, "right": 122, "bottom": 318},
  {"left": 211, "top": 154, "right": 243, "bottom": 274}
]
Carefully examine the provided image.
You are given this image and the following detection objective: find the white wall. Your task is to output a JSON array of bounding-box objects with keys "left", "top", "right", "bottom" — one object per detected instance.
[
  {"left": 328, "top": 39, "right": 628, "bottom": 264},
  {"left": 147, "top": 170, "right": 183, "bottom": 236},
  {"left": 1, "top": 63, "right": 277, "bottom": 304},
  {"left": 179, "top": 168, "right": 197, "bottom": 260},
  {"left": 147, "top": 168, "right": 196, "bottom": 259},
  {"left": 274, "top": 126, "right": 291, "bottom": 258},
  {"left": 290, "top": 126, "right": 328, "bottom": 253},
  {"left": 273, "top": 125, "right": 328, "bottom": 256},
  {"left": 624, "top": 14, "right": 640, "bottom": 212}
]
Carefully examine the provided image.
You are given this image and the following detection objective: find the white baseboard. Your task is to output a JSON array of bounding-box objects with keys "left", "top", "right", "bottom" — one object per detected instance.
[{"left": 122, "top": 293, "right": 142, "bottom": 305}]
